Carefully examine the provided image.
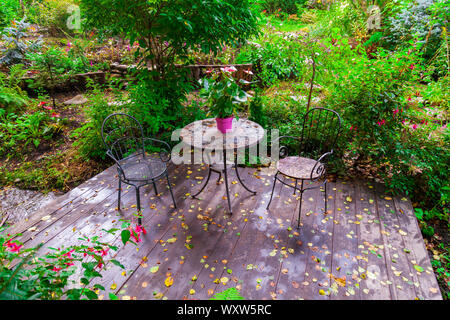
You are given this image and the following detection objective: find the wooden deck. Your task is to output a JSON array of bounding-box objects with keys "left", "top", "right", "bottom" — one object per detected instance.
[{"left": 8, "top": 163, "right": 442, "bottom": 300}]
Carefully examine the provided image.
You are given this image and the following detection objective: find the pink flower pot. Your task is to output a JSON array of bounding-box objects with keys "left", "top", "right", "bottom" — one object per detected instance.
[{"left": 215, "top": 116, "right": 234, "bottom": 133}]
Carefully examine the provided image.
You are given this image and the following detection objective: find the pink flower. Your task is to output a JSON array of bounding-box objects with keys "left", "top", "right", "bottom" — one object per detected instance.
[
  {"left": 408, "top": 64, "right": 415, "bottom": 70},
  {"left": 52, "top": 266, "right": 63, "bottom": 272},
  {"left": 51, "top": 112, "right": 60, "bottom": 118},
  {"left": 4, "top": 239, "right": 23, "bottom": 253},
  {"left": 349, "top": 125, "right": 357, "bottom": 131},
  {"left": 412, "top": 124, "right": 418, "bottom": 130},
  {"left": 243, "top": 69, "right": 253, "bottom": 75},
  {"left": 377, "top": 119, "right": 386, "bottom": 126},
  {"left": 62, "top": 249, "right": 75, "bottom": 259},
  {"left": 205, "top": 68, "right": 214, "bottom": 74},
  {"left": 98, "top": 248, "right": 108, "bottom": 257},
  {"left": 220, "top": 66, "right": 237, "bottom": 73},
  {"left": 126, "top": 45, "right": 131, "bottom": 52},
  {"left": 64, "top": 262, "right": 74, "bottom": 267},
  {"left": 393, "top": 108, "right": 399, "bottom": 115}
]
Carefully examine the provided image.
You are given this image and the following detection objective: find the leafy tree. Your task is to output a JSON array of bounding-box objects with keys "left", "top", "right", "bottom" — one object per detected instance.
[{"left": 80, "top": 0, "right": 259, "bottom": 79}]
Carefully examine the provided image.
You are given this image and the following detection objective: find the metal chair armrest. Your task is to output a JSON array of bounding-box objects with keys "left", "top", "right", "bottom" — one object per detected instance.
[
  {"left": 310, "top": 150, "right": 333, "bottom": 180},
  {"left": 106, "top": 150, "right": 127, "bottom": 180},
  {"left": 143, "top": 137, "right": 172, "bottom": 163}
]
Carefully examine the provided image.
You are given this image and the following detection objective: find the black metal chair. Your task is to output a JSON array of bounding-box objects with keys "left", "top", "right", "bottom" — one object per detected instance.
[
  {"left": 266, "top": 107, "right": 342, "bottom": 229},
  {"left": 101, "top": 113, "right": 176, "bottom": 225}
]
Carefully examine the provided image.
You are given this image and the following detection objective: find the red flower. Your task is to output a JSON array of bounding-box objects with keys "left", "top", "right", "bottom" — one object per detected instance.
[
  {"left": 4, "top": 239, "right": 23, "bottom": 253},
  {"left": 52, "top": 266, "right": 63, "bottom": 272},
  {"left": 51, "top": 112, "right": 60, "bottom": 118},
  {"left": 98, "top": 248, "right": 108, "bottom": 257},
  {"left": 62, "top": 249, "right": 75, "bottom": 259}
]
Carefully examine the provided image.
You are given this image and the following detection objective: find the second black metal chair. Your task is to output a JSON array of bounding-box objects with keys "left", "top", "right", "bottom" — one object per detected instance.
[
  {"left": 101, "top": 113, "right": 177, "bottom": 225},
  {"left": 266, "top": 107, "right": 342, "bottom": 229}
]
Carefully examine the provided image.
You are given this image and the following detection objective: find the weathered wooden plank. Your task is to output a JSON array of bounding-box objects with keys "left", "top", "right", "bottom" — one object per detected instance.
[
  {"left": 375, "top": 183, "right": 418, "bottom": 300},
  {"left": 354, "top": 180, "right": 392, "bottom": 299},
  {"left": 272, "top": 177, "right": 308, "bottom": 300},
  {"left": 330, "top": 180, "right": 360, "bottom": 299},
  {"left": 183, "top": 169, "right": 261, "bottom": 300},
  {"left": 393, "top": 194, "right": 442, "bottom": 300},
  {"left": 7, "top": 165, "right": 117, "bottom": 237},
  {"left": 94, "top": 164, "right": 193, "bottom": 298},
  {"left": 299, "top": 181, "right": 333, "bottom": 300}
]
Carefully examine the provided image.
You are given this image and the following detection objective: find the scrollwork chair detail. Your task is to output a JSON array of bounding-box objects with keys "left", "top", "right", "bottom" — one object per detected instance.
[
  {"left": 101, "top": 113, "right": 176, "bottom": 225},
  {"left": 266, "top": 107, "right": 342, "bottom": 229}
]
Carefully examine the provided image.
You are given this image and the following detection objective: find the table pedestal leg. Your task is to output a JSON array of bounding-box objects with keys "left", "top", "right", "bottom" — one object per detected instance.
[{"left": 191, "top": 146, "right": 257, "bottom": 215}]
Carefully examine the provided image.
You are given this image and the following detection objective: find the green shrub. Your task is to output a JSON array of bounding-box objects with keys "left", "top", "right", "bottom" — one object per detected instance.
[
  {"left": 127, "top": 69, "right": 194, "bottom": 137},
  {"left": 260, "top": 0, "right": 306, "bottom": 14},
  {"left": 32, "top": 0, "right": 80, "bottom": 35},
  {"left": 72, "top": 85, "right": 126, "bottom": 160},
  {"left": 0, "top": 64, "right": 29, "bottom": 114},
  {"left": 0, "top": 0, "right": 22, "bottom": 27},
  {"left": 0, "top": 109, "right": 62, "bottom": 157},
  {"left": 0, "top": 17, "right": 43, "bottom": 66},
  {"left": 236, "top": 34, "right": 308, "bottom": 87}
]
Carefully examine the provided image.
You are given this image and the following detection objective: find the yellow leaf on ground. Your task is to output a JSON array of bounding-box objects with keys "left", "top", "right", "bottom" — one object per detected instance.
[{"left": 165, "top": 276, "right": 174, "bottom": 287}]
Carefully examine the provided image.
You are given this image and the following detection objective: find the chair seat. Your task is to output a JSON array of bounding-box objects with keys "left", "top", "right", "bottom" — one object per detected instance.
[
  {"left": 120, "top": 156, "right": 167, "bottom": 182},
  {"left": 276, "top": 156, "right": 323, "bottom": 180}
]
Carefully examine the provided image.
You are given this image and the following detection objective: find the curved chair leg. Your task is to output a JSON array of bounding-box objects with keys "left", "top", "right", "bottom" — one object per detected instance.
[
  {"left": 118, "top": 179, "right": 122, "bottom": 210},
  {"left": 192, "top": 167, "right": 212, "bottom": 199},
  {"left": 293, "top": 179, "right": 298, "bottom": 195},
  {"left": 216, "top": 171, "right": 222, "bottom": 184},
  {"left": 166, "top": 173, "right": 177, "bottom": 209},
  {"left": 324, "top": 178, "right": 327, "bottom": 214},
  {"left": 135, "top": 186, "right": 142, "bottom": 225},
  {"left": 152, "top": 181, "right": 158, "bottom": 196},
  {"left": 266, "top": 172, "right": 279, "bottom": 210},
  {"left": 235, "top": 164, "right": 256, "bottom": 194}
]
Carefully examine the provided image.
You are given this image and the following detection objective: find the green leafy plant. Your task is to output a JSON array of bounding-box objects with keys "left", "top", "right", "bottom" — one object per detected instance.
[
  {"left": 0, "top": 64, "right": 29, "bottom": 114},
  {"left": 0, "top": 17, "right": 42, "bottom": 66},
  {"left": 0, "top": 106, "right": 61, "bottom": 157},
  {"left": 0, "top": 218, "right": 143, "bottom": 300},
  {"left": 199, "top": 66, "right": 249, "bottom": 118}
]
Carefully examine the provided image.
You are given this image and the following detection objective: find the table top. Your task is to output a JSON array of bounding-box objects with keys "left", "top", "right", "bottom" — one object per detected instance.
[{"left": 180, "top": 118, "right": 264, "bottom": 151}]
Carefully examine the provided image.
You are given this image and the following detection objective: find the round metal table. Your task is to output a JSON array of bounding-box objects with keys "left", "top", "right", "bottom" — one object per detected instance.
[{"left": 180, "top": 118, "right": 264, "bottom": 214}]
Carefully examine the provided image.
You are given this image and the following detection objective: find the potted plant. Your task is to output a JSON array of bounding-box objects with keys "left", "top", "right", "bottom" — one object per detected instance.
[{"left": 199, "top": 66, "right": 249, "bottom": 133}]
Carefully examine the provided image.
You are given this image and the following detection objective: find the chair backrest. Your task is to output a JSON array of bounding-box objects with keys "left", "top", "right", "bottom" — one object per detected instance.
[
  {"left": 101, "top": 113, "right": 145, "bottom": 161},
  {"left": 299, "top": 107, "right": 341, "bottom": 159}
]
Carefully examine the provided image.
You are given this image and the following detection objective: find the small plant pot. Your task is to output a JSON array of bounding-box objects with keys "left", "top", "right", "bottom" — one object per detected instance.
[{"left": 215, "top": 116, "right": 234, "bottom": 133}]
